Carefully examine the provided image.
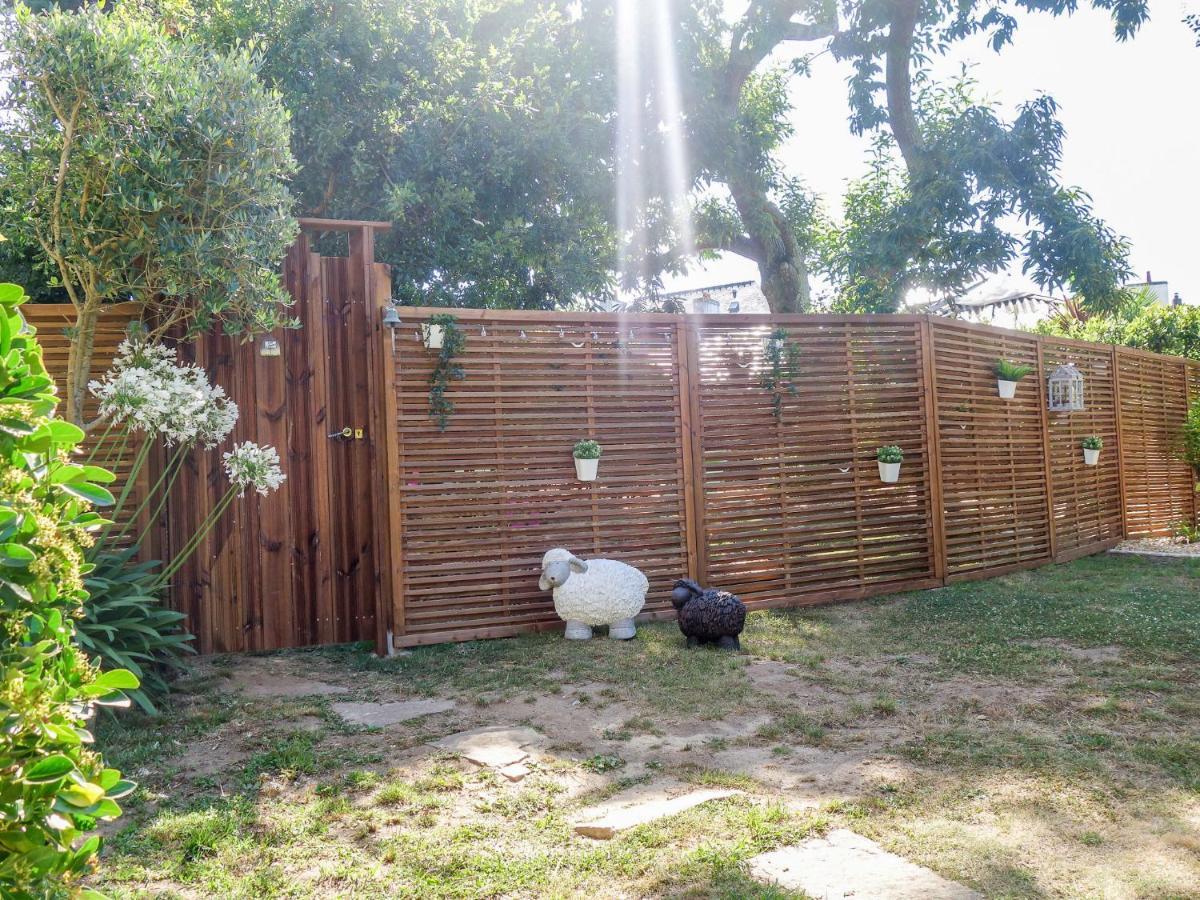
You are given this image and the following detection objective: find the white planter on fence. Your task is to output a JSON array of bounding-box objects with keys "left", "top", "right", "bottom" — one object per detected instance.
[
  {"left": 997, "top": 379, "right": 1017, "bottom": 399},
  {"left": 422, "top": 323, "right": 444, "bottom": 349},
  {"left": 575, "top": 457, "right": 599, "bottom": 481},
  {"left": 1083, "top": 448, "right": 1100, "bottom": 466},
  {"left": 878, "top": 461, "right": 901, "bottom": 483}
]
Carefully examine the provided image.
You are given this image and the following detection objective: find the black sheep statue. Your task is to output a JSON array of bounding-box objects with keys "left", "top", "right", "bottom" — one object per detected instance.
[{"left": 671, "top": 579, "right": 747, "bottom": 650}]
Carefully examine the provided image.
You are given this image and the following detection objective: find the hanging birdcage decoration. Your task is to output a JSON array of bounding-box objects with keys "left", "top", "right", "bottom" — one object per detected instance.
[{"left": 1047, "top": 363, "right": 1085, "bottom": 412}]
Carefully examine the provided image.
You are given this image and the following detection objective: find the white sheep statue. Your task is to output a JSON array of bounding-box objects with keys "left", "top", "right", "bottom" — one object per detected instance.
[{"left": 538, "top": 548, "right": 648, "bottom": 640}]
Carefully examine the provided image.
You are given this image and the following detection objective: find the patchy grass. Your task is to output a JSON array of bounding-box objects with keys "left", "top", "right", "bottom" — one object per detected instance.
[{"left": 93, "top": 554, "right": 1200, "bottom": 898}]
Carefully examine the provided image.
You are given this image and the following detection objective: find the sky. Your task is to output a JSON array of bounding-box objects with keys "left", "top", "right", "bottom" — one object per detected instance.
[{"left": 665, "top": 1, "right": 1200, "bottom": 304}]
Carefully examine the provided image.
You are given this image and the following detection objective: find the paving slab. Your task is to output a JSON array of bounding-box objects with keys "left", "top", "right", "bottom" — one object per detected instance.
[
  {"left": 748, "top": 828, "right": 980, "bottom": 900},
  {"left": 571, "top": 778, "right": 741, "bottom": 839},
  {"left": 331, "top": 699, "right": 455, "bottom": 727},
  {"left": 432, "top": 726, "right": 544, "bottom": 769},
  {"left": 237, "top": 673, "right": 349, "bottom": 698}
]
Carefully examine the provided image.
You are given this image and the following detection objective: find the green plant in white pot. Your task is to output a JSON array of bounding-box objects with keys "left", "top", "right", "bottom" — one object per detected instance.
[
  {"left": 1082, "top": 435, "right": 1103, "bottom": 466},
  {"left": 993, "top": 359, "right": 1033, "bottom": 399},
  {"left": 877, "top": 445, "right": 903, "bottom": 483},
  {"left": 573, "top": 439, "right": 602, "bottom": 481}
]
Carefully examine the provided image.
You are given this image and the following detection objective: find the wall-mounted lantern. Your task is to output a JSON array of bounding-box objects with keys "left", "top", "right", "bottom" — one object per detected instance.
[{"left": 1047, "top": 363, "right": 1085, "bottom": 412}]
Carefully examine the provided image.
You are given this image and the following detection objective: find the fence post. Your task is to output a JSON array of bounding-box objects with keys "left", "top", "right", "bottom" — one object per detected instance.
[
  {"left": 677, "top": 322, "right": 707, "bottom": 584},
  {"left": 1110, "top": 346, "right": 1130, "bottom": 539},
  {"left": 349, "top": 225, "right": 394, "bottom": 656},
  {"left": 918, "top": 317, "right": 947, "bottom": 584},
  {"left": 1034, "top": 338, "right": 1058, "bottom": 560},
  {"left": 1187, "top": 361, "right": 1198, "bottom": 527}
]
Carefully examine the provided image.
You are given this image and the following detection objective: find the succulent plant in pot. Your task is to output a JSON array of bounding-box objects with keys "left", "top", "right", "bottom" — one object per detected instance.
[
  {"left": 573, "top": 439, "right": 602, "bottom": 481},
  {"left": 1081, "top": 435, "right": 1103, "bottom": 466},
  {"left": 993, "top": 359, "right": 1034, "bottom": 399},
  {"left": 877, "top": 445, "right": 903, "bottom": 483}
]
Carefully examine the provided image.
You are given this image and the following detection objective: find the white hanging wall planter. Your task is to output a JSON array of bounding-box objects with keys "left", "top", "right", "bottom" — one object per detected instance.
[
  {"left": 573, "top": 439, "right": 602, "bottom": 482},
  {"left": 876, "top": 445, "right": 903, "bottom": 483},
  {"left": 1083, "top": 447, "right": 1100, "bottom": 466},
  {"left": 422, "top": 323, "right": 445, "bottom": 349},
  {"left": 993, "top": 359, "right": 1033, "bottom": 400},
  {"left": 1081, "top": 436, "right": 1102, "bottom": 466}
]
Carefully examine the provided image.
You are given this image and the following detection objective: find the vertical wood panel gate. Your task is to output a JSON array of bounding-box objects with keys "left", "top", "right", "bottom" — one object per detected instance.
[
  {"left": 170, "top": 220, "right": 395, "bottom": 653},
  {"left": 26, "top": 224, "right": 1200, "bottom": 652}
]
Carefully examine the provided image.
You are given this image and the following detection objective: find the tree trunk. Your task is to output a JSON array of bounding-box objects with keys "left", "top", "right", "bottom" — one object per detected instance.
[
  {"left": 64, "top": 302, "right": 100, "bottom": 427},
  {"left": 729, "top": 179, "right": 811, "bottom": 313}
]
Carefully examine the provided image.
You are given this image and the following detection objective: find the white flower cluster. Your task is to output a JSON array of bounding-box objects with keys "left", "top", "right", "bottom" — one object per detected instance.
[
  {"left": 222, "top": 442, "right": 286, "bottom": 496},
  {"left": 89, "top": 337, "right": 239, "bottom": 448}
]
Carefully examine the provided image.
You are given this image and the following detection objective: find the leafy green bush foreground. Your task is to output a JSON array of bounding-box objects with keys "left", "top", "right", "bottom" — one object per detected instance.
[{"left": 0, "top": 284, "right": 138, "bottom": 897}]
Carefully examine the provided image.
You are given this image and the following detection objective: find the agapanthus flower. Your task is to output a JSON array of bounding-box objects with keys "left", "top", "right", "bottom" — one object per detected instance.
[
  {"left": 88, "top": 336, "right": 240, "bottom": 447},
  {"left": 222, "top": 442, "right": 286, "bottom": 496}
]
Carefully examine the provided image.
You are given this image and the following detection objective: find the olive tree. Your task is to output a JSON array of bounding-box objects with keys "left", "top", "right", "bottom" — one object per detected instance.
[{"left": 0, "top": 5, "right": 297, "bottom": 425}]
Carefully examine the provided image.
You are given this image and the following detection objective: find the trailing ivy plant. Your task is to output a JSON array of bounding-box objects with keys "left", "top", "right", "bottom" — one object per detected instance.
[
  {"left": 760, "top": 327, "right": 801, "bottom": 420},
  {"left": 428, "top": 313, "right": 466, "bottom": 431}
]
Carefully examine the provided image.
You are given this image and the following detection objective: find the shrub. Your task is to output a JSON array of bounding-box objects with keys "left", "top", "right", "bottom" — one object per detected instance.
[
  {"left": 0, "top": 4, "right": 297, "bottom": 424},
  {"left": 1181, "top": 397, "right": 1200, "bottom": 488},
  {"left": 572, "top": 440, "right": 603, "bottom": 460},
  {"left": 0, "top": 283, "right": 138, "bottom": 896},
  {"left": 993, "top": 359, "right": 1034, "bottom": 381},
  {"left": 1081, "top": 435, "right": 1103, "bottom": 451},
  {"left": 76, "top": 549, "right": 194, "bottom": 715},
  {"left": 876, "top": 445, "right": 903, "bottom": 464}
]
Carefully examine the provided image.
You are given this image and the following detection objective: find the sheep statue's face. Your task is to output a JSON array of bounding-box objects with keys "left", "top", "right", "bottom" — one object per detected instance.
[{"left": 539, "top": 550, "right": 588, "bottom": 591}]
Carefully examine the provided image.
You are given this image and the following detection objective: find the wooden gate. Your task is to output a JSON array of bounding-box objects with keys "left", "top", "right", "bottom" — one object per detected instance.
[{"left": 170, "top": 219, "right": 394, "bottom": 653}]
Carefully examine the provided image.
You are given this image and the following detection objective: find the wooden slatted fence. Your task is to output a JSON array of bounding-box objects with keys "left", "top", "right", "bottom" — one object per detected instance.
[
  {"left": 24, "top": 226, "right": 1200, "bottom": 652},
  {"left": 387, "top": 307, "right": 1198, "bottom": 647},
  {"left": 20, "top": 303, "right": 155, "bottom": 556}
]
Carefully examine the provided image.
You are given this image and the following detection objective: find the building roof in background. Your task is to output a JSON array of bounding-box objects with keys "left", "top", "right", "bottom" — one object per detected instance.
[{"left": 655, "top": 280, "right": 770, "bottom": 313}]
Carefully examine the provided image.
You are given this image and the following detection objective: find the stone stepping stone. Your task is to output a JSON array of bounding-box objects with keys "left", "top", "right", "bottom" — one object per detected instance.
[
  {"left": 432, "top": 726, "right": 544, "bottom": 769},
  {"left": 238, "top": 674, "right": 349, "bottom": 698},
  {"left": 571, "top": 778, "right": 741, "bottom": 839},
  {"left": 331, "top": 699, "right": 455, "bottom": 727},
  {"left": 748, "top": 829, "right": 980, "bottom": 899}
]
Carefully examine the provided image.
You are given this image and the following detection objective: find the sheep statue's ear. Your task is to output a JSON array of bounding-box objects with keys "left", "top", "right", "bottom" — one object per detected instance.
[
  {"left": 538, "top": 572, "right": 552, "bottom": 592},
  {"left": 569, "top": 556, "right": 588, "bottom": 573}
]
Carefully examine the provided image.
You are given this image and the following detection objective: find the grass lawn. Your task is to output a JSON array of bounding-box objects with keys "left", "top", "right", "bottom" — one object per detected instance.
[{"left": 93, "top": 553, "right": 1200, "bottom": 898}]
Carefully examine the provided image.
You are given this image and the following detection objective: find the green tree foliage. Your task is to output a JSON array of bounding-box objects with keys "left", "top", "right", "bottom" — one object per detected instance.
[
  {"left": 0, "top": 4, "right": 297, "bottom": 425},
  {"left": 178, "top": 0, "right": 616, "bottom": 310},
  {"left": 0, "top": 282, "right": 138, "bottom": 896},
  {"left": 622, "top": 0, "right": 1143, "bottom": 313},
  {"left": 829, "top": 0, "right": 1144, "bottom": 312},
  {"left": 1035, "top": 292, "right": 1200, "bottom": 361}
]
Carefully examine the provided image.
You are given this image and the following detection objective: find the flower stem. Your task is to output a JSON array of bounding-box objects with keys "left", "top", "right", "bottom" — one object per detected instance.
[
  {"left": 100, "top": 436, "right": 152, "bottom": 540},
  {"left": 113, "top": 444, "right": 188, "bottom": 544},
  {"left": 154, "top": 489, "right": 238, "bottom": 586}
]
